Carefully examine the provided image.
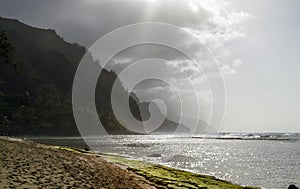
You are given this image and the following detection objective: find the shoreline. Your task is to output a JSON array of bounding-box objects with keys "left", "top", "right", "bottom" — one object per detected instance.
[
  {"left": 99, "top": 153, "right": 259, "bottom": 189},
  {"left": 0, "top": 136, "right": 259, "bottom": 188}
]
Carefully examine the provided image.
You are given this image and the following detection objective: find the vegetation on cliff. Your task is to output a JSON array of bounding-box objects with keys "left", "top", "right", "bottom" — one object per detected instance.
[{"left": 0, "top": 17, "right": 140, "bottom": 135}]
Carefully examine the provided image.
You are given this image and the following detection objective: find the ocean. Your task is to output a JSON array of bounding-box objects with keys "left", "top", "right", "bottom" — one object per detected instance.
[{"left": 30, "top": 133, "right": 300, "bottom": 189}]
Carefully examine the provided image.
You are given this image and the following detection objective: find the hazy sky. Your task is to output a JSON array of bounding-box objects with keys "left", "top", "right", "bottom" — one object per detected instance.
[
  {"left": 0, "top": 0, "right": 299, "bottom": 132},
  {"left": 224, "top": 0, "right": 300, "bottom": 132}
]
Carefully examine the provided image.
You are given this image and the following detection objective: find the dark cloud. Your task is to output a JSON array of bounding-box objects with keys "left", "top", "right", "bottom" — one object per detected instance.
[{"left": 0, "top": 0, "right": 210, "bottom": 46}]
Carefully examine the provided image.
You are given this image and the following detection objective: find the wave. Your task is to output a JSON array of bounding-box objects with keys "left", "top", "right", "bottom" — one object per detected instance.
[{"left": 192, "top": 132, "right": 300, "bottom": 141}]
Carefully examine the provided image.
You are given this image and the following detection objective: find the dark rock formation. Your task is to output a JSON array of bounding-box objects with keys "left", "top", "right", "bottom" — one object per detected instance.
[{"left": 289, "top": 185, "right": 299, "bottom": 189}]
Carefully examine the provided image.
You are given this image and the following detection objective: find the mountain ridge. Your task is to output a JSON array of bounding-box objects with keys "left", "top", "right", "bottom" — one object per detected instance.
[
  {"left": 0, "top": 16, "right": 200, "bottom": 136},
  {"left": 0, "top": 16, "right": 141, "bottom": 135}
]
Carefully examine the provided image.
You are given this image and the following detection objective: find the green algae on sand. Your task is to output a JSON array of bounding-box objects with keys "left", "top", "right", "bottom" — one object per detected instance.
[
  {"left": 99, "top": 153, "right": 260, "bottom": 189},
  {"left": 54, "top": 146, "right": 259, "bottom": 189}
]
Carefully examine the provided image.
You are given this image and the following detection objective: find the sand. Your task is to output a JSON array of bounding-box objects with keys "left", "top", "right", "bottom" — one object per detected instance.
[
  {"left": 0, "top": 137, "right": 259, "bottom": 189},
  {"left": 0, "top": 137, "right": 155, "bottom": 189}
]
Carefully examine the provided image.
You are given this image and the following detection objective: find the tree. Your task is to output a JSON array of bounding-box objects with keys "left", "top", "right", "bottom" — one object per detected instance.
[{"left": 0, "top": 30, "right": 17, "bottom": 70}]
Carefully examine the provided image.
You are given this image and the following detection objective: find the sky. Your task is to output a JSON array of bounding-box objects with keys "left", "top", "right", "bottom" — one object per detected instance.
[{"left": 0, "top": 0, "right": 299, "bottom": 132}]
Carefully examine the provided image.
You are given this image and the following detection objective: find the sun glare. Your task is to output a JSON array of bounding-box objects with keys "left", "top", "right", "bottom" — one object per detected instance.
[
  {"left": 189, "top": 0, "right": 200, "bottom": 12},
  {"left": 144, "top": 0, "right": 157, "bottom": 3}
]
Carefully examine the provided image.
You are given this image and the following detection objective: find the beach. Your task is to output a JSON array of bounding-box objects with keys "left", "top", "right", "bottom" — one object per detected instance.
[
  {"left": 0, "top": 137, "right": 258, "bottom": 189},
  {"left": 0, "top": 137, "right": 154, "bottom": 189}
]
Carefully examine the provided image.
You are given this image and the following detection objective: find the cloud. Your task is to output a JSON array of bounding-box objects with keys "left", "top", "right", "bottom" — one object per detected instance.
[
  {"left": 0, "top": 0, "right": 250, "bottom": 76},
  {"left": 166, "top": 59, "right": 201, "bottom": 76},
  {"left": 220, "top": 65, "right": 237, "bottom": 75},
  {"left": 182, "top": 0, "right": 250, "bottom": 75},
  {"left": 232, "top": 58, "right": 243, "bottom": 68}
]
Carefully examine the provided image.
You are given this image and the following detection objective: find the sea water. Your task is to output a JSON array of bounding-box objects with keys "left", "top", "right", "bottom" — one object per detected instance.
[{"left": 31, "top": 133, "right": 300, "bottom": 189}]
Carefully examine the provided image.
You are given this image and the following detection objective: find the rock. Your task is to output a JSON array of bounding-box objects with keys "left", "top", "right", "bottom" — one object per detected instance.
[
  {"left": 147, "top": 153, "right": 162, "bottom": 158},
  {"left": 289, "top": 185, "right": 299, "bottom": 189}
]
